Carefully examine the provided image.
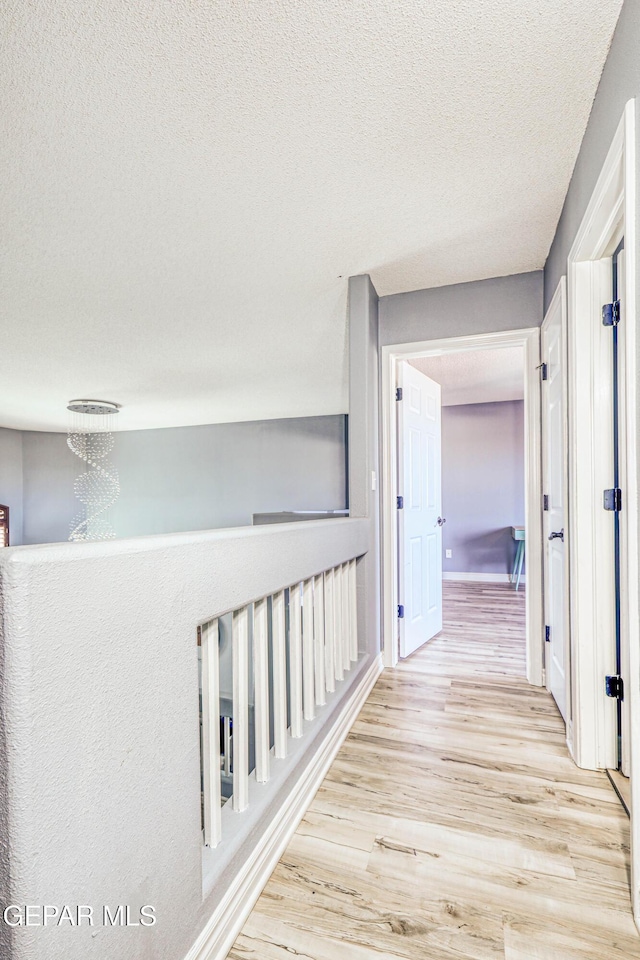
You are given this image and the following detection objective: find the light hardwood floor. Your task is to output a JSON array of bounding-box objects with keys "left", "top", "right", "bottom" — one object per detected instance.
[{"left": 227, "top": 582, "right": 638, "bottom": 959}]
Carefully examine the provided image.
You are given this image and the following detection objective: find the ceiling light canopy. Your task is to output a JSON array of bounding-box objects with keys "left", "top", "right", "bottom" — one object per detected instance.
[{"left": 66, "top": 400, "right": 120, "bottom": 416}]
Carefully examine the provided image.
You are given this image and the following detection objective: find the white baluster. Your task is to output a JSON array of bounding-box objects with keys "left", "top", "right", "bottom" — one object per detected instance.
[
  {"left": 272, "top": 590, "right": 288, "bottom": 758},
  {"left": 339, "top": 563, "right": 347, "bottom": 673},
  {"left": 253, "top": 597, "right": 270, "bottom": 781},
  {"left": 324, "top": 568, "right": 336, "bottom": 693},
  {"left": 289, "top": 584, "right": 303, "bottom": 737},
  {"left": 334, "top": 565, "right": 344, "bottom": 682},
  {"left": 232, "top": 606, "right": 249, "bottom": 812},
  {"left": 303, "top": 578, "right": 315, "bottom": 721},
  {"left": 313, "top": 573, "right": 326, "bottom": 706},
  {"left": 349, "top": 558, "right": 358, "bottom": 662},
  {"left": 201, "top": 618, "right": 221, "bottom": 847},
  {"left": 223, "top": 717, "right": 231, "bottom": 777}
]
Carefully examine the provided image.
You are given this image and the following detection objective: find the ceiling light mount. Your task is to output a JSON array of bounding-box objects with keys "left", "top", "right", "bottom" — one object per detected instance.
[{"left": 67, "top": 399, "right": 120, "bottom": 416}]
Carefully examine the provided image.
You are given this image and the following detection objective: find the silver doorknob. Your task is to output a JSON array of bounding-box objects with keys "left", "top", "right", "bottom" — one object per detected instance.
[
  {"left": 548, "top": 529, "right": 564, "bottom": 542},
  {"left": 436, "top": 517, "right": 446, "bottom": 527}
]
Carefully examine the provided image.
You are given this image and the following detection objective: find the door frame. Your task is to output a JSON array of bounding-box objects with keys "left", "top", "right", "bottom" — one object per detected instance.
[
  {"left": 566, "top": 100, "right": 639, "bottom": 921},
  {"left": 381, "top": 327, "right": 544, "bottom": 685}
]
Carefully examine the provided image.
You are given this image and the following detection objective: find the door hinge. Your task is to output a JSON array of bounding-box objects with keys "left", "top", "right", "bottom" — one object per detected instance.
[
  {"left": 543, "top": 494, "right": 549, "bottom": 511},
  {"left": 540, "top": 362, "right": 548, "bottom": 381},
  {"left": 397, "top": 495, "right": 404, "bottom": 509},
  {"left": 396, "top": 387, "right": 403, "bottom": 401},
  {"left": 545, "top": 625, "right": 551, "bottom": 643},
  {"left": 605, "top": 675, "right": 624, "bottom": 700},
  {"left": 603, "top": 488, "right": 622, "bottom": 512},
  {"left": 602, "top": 301, "right": 621, "bottom": 326},
  {"left": 397, "top": 604, "right": 405, "bottom": 619}
]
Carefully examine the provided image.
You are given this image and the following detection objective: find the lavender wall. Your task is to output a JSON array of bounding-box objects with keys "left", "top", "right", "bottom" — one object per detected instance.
[{"left": 441, "top": 400, "right": 524, "bottom": 576}]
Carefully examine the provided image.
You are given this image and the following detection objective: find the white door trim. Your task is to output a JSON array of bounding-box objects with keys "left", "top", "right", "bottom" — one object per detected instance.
[
  {"left": 566, "top": 99, "right": 639, "bottom": 924},
  {"left": 381, "top": 327, "right": 543, "bottom": 686}
]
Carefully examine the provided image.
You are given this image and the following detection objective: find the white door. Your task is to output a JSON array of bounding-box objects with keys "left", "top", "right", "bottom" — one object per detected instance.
[
  {"left": 541, "top": 281, "right": 569, "bottom": 721},
  {"left": 397, "top": 361, "right": 443, "bottom": 658}
]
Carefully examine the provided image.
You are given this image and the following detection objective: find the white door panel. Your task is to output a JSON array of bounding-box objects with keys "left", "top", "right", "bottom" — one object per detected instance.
[
  {"left": 398, "top": 362, "right": 443, "bottom": 658},
  {"left": 617, "top": 249, "right": 630, "bottom": 777},
  {"left": 542, "top": 282, "right": 569, "bottom": 722}
]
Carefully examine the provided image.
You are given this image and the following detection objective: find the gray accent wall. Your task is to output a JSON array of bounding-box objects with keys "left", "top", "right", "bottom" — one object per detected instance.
[
  {"left": 379, "top": 270, "right": 543, "bottom": 346},
  {"left": 348, "top": 274, "right": 381, "bottom": 653},
  {"left": 442, "top": 401, "right": 525, "bottom": 575},
  {"left": 0, "top": 428, "right": 23, "bottom": 545},
  {"left": 544, "top": 1, "right": 638, "bottom": 310},
  {"left": 346, "top": 270, "right": 540, "bottom": 661},
  {"left": 16, "top": 415, "right": 347, "bottom": 545}
]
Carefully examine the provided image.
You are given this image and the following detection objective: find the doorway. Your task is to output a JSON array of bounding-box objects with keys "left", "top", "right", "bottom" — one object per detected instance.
[
  {"left": 396, "top": 348, "right": 529, "bottom": 663},
  {"left": 381, "top": 327, "right": 543, "bottom": 684},
  {"left": 564, "top": 107, "right": 638, "bottom": 902}
]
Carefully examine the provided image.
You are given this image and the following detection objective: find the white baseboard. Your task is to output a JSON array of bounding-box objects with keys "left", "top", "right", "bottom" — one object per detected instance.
[
  {"left": 184, "top": 653, "right": 384, "bottom": 960},
  {"left": 443, "top": 572, "right": 526, "bottom": 585}
]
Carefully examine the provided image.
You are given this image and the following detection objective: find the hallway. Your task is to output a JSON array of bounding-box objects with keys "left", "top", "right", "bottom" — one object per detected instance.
[{"left": 227, "top": 582, "right": 637, "bottom": 959}]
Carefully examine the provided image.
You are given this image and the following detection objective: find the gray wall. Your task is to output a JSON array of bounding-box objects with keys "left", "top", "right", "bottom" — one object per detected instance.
[
  {"left": 348, "top": 274, "right": 381, "bottom": 652},
  {"left": 347, "top": 270, "right": 540, "bottom": 660},
  {"left": 544, "top": 1, "right": 637, "bottom": 309},
  {"left": 379, "top": 270, "right": 543, "bottom": 346},
  {"left": 442, "top": 401, "right": 525, "bottom": 575},
  {"left": 21, "top": 415, "right": 347, "bottom": 545},
  {"left": 0, "top": 428, "right": 23, "bottom": 546}
]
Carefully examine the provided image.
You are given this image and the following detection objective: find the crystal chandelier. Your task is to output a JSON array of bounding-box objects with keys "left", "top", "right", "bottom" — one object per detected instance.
[{"left": 67, "top": 400, "right": 120, "bottom": 542}]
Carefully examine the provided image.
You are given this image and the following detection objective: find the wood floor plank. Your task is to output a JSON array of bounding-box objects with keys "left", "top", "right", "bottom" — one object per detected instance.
[{"left": 225, "top": 582, "right": 638, "bottom": 959}]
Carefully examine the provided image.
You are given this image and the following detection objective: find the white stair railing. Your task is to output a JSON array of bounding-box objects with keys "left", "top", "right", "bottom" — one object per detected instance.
[{"left": 200, "top": 557, "right": 360, "bottom": 848}]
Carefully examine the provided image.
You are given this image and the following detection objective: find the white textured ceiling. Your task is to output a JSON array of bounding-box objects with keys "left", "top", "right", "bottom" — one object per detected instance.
[
  {"left": 409, "top": 347, "right": 524, "bottom": 406},
  {"left": 1, "top": 1, "right": 622, "bottom": 431}
]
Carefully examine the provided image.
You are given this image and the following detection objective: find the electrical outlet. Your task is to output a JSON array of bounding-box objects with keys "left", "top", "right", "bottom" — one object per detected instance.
[{"left": 445, "top": 549, "right": 452, "bottom": 559}]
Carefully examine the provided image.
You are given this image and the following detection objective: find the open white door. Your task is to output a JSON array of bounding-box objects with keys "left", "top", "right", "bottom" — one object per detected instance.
[
  {"left": 397, "top": 361, "right": 443, "bottom": 658},
  {"left": 616, "top": 247, "right": 630, "bottom": 778},
  {"left": 541, "top": 280, "right": 569, "bottom": 721}
]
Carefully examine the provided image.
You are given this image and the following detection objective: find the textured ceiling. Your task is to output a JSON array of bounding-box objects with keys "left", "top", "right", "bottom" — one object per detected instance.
[
  {"left": 409, "top": 347, "right": 524, "bottom": 406},
  {"left": 0, "top": 0, "right": 622, "bottom": 431}
]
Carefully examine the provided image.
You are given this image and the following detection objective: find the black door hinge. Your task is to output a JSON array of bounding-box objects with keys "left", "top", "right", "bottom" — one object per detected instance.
[
  {"left": 543, "top": 494, "right": 549, "bottom": 511},
  {"left": 605, "top": 674, "right": 624, "bottom": 699},
  {"left": 602, "top": 301, "right": 621, "bottom": 326},
  {"left": 397, "top": 496, "right": 404, "bottom": 509},
  {"left": 397, "top": 604, "right": 405, "bottom": 619},
  {"left": 396, "top": 387, "right": 403, "bottom": 401},
  {"left": 540, "top": 362, "right": 548, "bottom": 381},
  {"left": 603, "top": 488, "right": 622, "bottom": 512},
  {"left": 545, "top": 625, "right": 551, "bottom": 643}
]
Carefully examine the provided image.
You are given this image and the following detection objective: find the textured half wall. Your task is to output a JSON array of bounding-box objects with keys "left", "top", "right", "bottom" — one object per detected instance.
[
  {"left": 20, "top": 415, "right": 347, "bottom": 545},
  {"left": 0, "top": 518, "right": 372, "bottom": 960},
  {"left": 442, "top": 401, "right": 525, "bottom": 575},
  {"left": 0, "top": 428, "right": 23, "bottom": 545}
]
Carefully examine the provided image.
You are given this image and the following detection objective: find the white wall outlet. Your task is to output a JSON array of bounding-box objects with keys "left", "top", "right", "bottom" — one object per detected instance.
[
  {"left": 371, "top": 471, "right": 377, "bottom": 491},
  {"left": 445, "top": 549, "right": 452, "bottom": 559}
]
